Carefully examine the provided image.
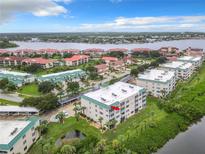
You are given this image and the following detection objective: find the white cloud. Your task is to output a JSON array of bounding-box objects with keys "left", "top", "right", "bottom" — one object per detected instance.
[
  {"left": 68, "top": 16, "right": 205, "bottom": 32},
  {"left": 53, "top": 0, "right": 72, "bottom": 3},
  {"left": 0, "top": 0, "right": 68, "bottom": 24}
]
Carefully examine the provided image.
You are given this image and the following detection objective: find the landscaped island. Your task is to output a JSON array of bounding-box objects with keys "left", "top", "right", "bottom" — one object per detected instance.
[{"left": 27, "top": 62, "right": 205, "bottom": 154}]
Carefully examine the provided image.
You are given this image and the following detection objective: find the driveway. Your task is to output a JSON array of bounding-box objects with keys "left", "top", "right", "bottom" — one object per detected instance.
[{"left": 41, "top": 101, "right": 76, "bottom": 122}]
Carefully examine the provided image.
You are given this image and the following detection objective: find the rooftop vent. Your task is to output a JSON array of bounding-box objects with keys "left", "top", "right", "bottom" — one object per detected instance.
[
  {"left": 101, "top": 97, "right": 106, "bottom": 102},
  {"left": 112, "top": 93, "right": 117, "bottom": 97},
  {"left": 121, "top": 89, "right": 127, "bottom": 93},
  {"left": 129, "top": 85, "right": 134, "bottom": 89},
  {"left": 10, "top": 128, "right": 18, "bottom": 136}
]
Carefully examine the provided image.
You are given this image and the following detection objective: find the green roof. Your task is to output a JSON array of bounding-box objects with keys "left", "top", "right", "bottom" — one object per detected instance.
[{"left": 0, "top": 116, "right": 40, "bottom": 151}]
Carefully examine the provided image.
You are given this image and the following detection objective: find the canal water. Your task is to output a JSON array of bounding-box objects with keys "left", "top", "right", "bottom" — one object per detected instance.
[
  {"left": 156, "top": 117, "right": 205, "bottom": 154},
  {"left": 7, "top": 39, "right": 205, "bottom": 50}
]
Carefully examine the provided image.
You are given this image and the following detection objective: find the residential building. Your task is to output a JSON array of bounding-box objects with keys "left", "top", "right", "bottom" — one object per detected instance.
[
  {"left": 159, "top": 61, "right": 193, "bottom": 80},
  {"left": 0, "top": 106, "right": 39, "bottom": 116},
  {"left": 81, "top": 82, "right": 146, "bottom": 125},
  {"left": 0, "top": 117, "right": 40, "bottom": 154},
  {"left": 177, "top": 56, "right": 202, "bottom": 70},
  {"left": 64, "top": 55, "right": 89, "bottom": 66},
  {"left": 94, "top": 64, "right": 109, "bottom": 75},
  {"left": 0, "top": 56, "right": 25, "bottom": 67},
  {"left": 102, "top": 56, "right": 118, "bottom": 64},
  {"left": 136, "top": 69, "right": 176, "bottom": 97},
  {"left": 184, "top": 47, "right": 204, "bottom": 59},
  {"left": 83, "top": 48, "right": 105, "bottom": 56},
  {"left": 111, "top": 60, "right": 125, "bottom": 71},
  {"left": 38, "top": 69, "right": 86, "bottom": 84},
  {"left": 0, "top": 70, "right": 34, "bottom": 87},
  {"left": 159, "top": 47, "right": 180, "bottom": 57},
  {"left": 22, "top": 58, "right": 55, "bottom": 69}
]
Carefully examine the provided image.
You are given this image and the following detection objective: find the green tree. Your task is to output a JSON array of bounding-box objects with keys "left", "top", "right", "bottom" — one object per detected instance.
[
  {"left": 56, "top": 112, "right": 66, "bottom": 123},
  {"left": 60, "top": 145, "right": 76, "bottom": 154},
  {"left": 38, "top": 81, "right": 55, "bottom": 94},
  {"left": 67, "top": 82, "right": 80, "bottom": 95}
]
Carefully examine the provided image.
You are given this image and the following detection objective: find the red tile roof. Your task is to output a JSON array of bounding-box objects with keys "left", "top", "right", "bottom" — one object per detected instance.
[
  {"left": 22, "top": 58, "right": 55, "bottom": 64},
  {"left": 0, "top": 56, "right": 25, "bottom": 61},
  {"left": 131, "top": 48, "right": 151, "bottom": 52},
  {"left": 64, "top": 55, "right": 89, "bottom": 62},
  {"left": 95, "top": 64, "right": 107, "bottom": 69},
  {"left": 107, "top": 48, "right": 128, "bottom": 52},
  {"left": 61, "top": 49, "right": 81, "bottom": 53},
  {"left": 83, "top": 48, "right": 104, "bottom": 52},
  {"left": 102, "top": 56, "right": 118, "bottom": 61}
]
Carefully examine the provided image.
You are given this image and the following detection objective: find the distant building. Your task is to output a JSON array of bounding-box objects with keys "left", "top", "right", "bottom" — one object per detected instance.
[
  {"left": 83, "top": 48, "right": 105, "bottom": 56},
  {"left": 0, "top": 117, "right": 40, "bottom": 154},
  {"left": 0, "top": 56, "right": 25, "bottom": 67},
  {"left": 159, "top": 47, "right": 180, "bottom": 57},
  {"left": 177, "top": 56, "right": 202, "bottom": 70},
  {"left": 94, "top": 64, "right": 109, "bottom": 75},
  {"left": 22, "top": 57, "right": 55, "bottom": 69},
  {"left": 136, "top": 69, "right": 176, "bottom": 97},
  {"left": 81, "top": 82, "right": 146, "bottom": 125},
  {"left": 0, "top": 70, "right": 34, "bottom": 87},
  {"left": 38, "top": 69, "right": 86, "bottom": 84},
  {"left": 102, "top": 56, "right": 118, "bottom": 64},
  {"left": 159, "top": 61, "right": 193, "bottom": 80},
  {"left": 64, "top": 55, "right": 89, "bottom": 66},
  {"left": 184, "top": 47, "right": 204, "bottom": 59}
]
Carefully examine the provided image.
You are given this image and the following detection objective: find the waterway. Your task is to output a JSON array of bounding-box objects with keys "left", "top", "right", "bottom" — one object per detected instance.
[
  {"left": 156, "top": 117, "right": 205, "bottom": 154},
  {"left": 7, "top": 39, "right": 205, "bottom": 50}
]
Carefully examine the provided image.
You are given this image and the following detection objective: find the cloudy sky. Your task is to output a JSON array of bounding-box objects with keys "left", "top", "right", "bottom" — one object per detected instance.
[{"left": 0, "top": 0, "right": 205, "bottom": 32}]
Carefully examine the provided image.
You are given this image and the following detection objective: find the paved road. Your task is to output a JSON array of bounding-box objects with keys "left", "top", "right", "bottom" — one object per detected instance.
[{"left": 0, "top": 90, "right": 23, "bottom": 102}]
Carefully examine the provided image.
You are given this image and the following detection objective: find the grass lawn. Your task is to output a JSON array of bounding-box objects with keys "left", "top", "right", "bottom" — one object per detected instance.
[
  {"left": 18, "top": 83, "right": 42, "bottom": 97},
  {"left": 28, "top": 117, "right": 101, "bottom": 154},
  {"left": 0, "top": 98, "right": 19, "bottom": 106}
]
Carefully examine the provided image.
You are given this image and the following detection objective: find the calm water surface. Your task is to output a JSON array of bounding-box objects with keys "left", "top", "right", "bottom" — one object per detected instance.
[
  {"left": 156, "top": 117, "right": 205, "bottom": 154},
  {"left": 7, "top": 39, "right": 205, "bottom": 50}
]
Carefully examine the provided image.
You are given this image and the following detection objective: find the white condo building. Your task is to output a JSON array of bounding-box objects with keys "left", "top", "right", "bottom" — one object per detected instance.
[
  {"left": 136, "top": 69, "right": 176, "bottom": 97},
  {"left": 177, "top": 56, "right": 202, "bottom": 70},
  {"left": 159, "top": 61, "right": 194, "bottom": 80},
  {"left": 81, "top": 82, "right": 146, "bottom": 126},
  {"left": 0, "top": 117, "right": 40, "bottom": 154}
]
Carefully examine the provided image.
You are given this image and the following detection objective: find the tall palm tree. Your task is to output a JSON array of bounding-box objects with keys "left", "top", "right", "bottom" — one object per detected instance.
[
  {"left": 98, "top": 117, "right": 103, "bottom": 130},
  {"left": 95, "top": 139, "right": 107, "bottom": 154},
  {"left": 81, "top": 106, "right": 86, "bottom": 115},
  {"left": 56, "top": 112, "right": 66, "bottom": 124}
]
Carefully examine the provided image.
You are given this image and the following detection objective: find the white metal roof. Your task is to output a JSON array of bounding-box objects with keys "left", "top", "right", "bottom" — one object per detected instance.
[
  {"left": 160, "top": 61, "right": 193, "bottom": 70},
  {"left": 0, "top": 120, "right": 30, "bottom": 144},
  {"left": 41, "top": 69, "right": 83, "bottom": 78},
  {"left": 0, "top": 106, "right": 39, "bottom": 113},
  {"left": 177, "top": 56, "right": 202, "bottom": 62},
  {"left": 138, "top": 69, "right": 175, "bottom": 83},
  {"left": 0, "top": 70, "right": 31, "bottom": 76},
  {"left": 83, "top": 82, "right": 144, "bottom": 106}
]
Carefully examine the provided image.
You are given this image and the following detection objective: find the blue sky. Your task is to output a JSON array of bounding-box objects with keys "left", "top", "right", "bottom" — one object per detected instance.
[{"left": 0, "top": 0, "right": 205, "bottom": 32}]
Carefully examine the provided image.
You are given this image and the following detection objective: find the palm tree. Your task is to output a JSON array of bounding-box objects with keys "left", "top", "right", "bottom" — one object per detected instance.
[
  {"left": 56, "top": 112, "right": 66, "bottom": 124},
  {"left": 95, "top": 139, "right": 107, "bottom": 154},
  {"left": 81, "top": 106, "right": 86, "bottom": 115},
  {"left": 98, "top": 117, "right": 103, "bottom": 130},
  {"left": 60, "top": 144, "right": 76, "bottom": 154}
]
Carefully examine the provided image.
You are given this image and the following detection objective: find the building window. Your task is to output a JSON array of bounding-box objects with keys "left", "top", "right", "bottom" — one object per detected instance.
[
  {"left": 22, "top": 135, "right": 26, "bottom": 139},
  {"left": 32, "top": 132, "right": 35, "bottom": 136},
  {"left": 24, "top": 146, "right": 27, "bottom": 151},
  {"left": 10, "top": 147, "right": 13, "bottom": 151},
  {"left": 23, "top": 140, "right": 27, "bottom": 145}
]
